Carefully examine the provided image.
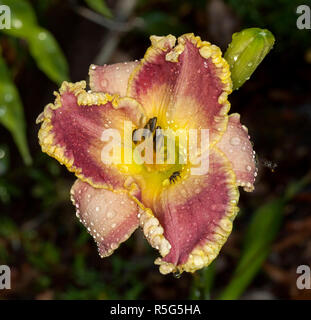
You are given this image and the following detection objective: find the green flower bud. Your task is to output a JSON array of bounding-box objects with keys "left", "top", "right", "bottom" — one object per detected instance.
[{"left": 224, "top": 28, "right": 275, "bottom": 90}]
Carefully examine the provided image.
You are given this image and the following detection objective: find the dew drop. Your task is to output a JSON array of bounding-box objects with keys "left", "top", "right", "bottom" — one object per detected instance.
[
  {"left": 173, "top": 271, "right": 182, "bottom": 279},
  {"left": 0, "top": 106, "right": 7, "bottom": 117},
  {"left": 107, "top": 212, "right": 113, "bottom": 218},
  {"left": 38, "top": 32, "right": 47, "bottom": 40},
  {"left": 4, "top": 93, "right": 13, "bottom": 102},
  {"left": 0, "top": 149, "right": 5, "bottom": 159},
  {"left": 230, "top": 137, "right": 241, "bottom": 146},
  {"left": 101, "top": 79, "right": 108, "bottom": 88},
  {"left": 13, "top": 19, "right": 23, "bottom": 29}
]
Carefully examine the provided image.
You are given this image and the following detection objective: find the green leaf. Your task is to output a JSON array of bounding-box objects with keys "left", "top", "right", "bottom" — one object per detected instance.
[
  {"left": 218, "top": 199, "right": 284, "bottom": 300},
  {"left": 84, "top": 0, "right": 113, "bottom": 18},
  {"left": 190, "top": 262, "right": 215, "bottom": 300},
  {"left": 27, "top": 27, "right": 69, "bottom": 85},
  {"left": 0, "top": 0, "right": 70, "bottom": 85},
  {"left": 0, "top": 0, "right": 37, "bottom": 37},
  {"left": 224, "top": 28, "right": 275, "bottom": 90},
  {"left": 0, "top": 53, "right": 32, "bottom": 165}
]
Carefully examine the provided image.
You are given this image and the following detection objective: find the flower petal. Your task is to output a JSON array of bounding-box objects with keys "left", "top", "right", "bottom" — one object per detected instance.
[
  {"left": 139, "top": 148, "right": 239, "bottom": 274},
  {"left": 127, "top": 33, "right": 232, "bottom": 146},
  {"left": 37, "top": 81, "right": 146, "bottom": 190},
  {"left": 217, "top": 113, "right": 257, "bottom": 191},
  {"left": 89, "top": 61, "right": 140, "bottom": 96},
  {"left": 71, "top": 179, "right": 140, "bottom": 257}
]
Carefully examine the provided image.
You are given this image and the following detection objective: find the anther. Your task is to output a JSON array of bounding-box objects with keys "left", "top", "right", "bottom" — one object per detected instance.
[
  {"left": 149, "top": 117, "right": 157, "bottom": 132},
  {"left": 132, "top": 128, "right": 139, "bottom": 144}
]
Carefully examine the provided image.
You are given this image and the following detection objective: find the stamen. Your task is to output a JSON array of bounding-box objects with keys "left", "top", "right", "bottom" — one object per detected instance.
[
  {"left": 144, "top": 122, "right": 150, "bottom": 131},
  {"left": 149, "top": 117, "right": 157, "bottom": 132},
  {"left": 132, "top": 128, "right": 139, "bottom": 144}
]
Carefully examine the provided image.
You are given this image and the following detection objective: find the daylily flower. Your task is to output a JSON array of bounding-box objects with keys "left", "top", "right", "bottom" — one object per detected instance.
[{"left": 37, "top": 34, "right": 257, "bottom": 275}]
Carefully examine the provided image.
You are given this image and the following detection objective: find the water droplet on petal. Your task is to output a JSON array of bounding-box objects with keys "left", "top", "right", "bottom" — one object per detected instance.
[
  {"left": 230, "top": 137, "right": 241, "bottom": 146},
  {"left": 107, "top": 212, "right": 113, "bottom": 218},
  {"left": 101, "top": 78, "right": 108, "bottom": 88}
]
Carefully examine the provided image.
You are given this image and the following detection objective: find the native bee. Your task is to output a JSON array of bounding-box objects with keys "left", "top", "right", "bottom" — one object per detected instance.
[{"left": 169, "top": 171, "right": 181, "bottom": 184}]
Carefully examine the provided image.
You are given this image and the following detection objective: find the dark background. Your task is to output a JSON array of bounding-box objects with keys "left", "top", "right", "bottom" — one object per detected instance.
[{"left": 0, "top": 0, "right": 311, "bottom": 300}]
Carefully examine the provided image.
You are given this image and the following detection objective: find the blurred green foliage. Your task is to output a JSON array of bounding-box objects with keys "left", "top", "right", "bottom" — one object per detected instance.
[
  {"left": 0, "top": 0, "right": 69, "bottom": 84},
  {"left": 141, "top": 11, "right": 189, "bottom": 35},
  {"left": 218, "top": 199, "right": 284, "bottom": 299},
  {"left": 0, "top": 53, "right": 32, "bottom": 165},
  {"left": 0, "top": 0, "right": 69, "bottom": 165},
  {"left": 84, "top": 0, "right": 113, "bottom": 18},
  {"left": 190, "top": 262, "right": 215, "bottom": 300}
]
